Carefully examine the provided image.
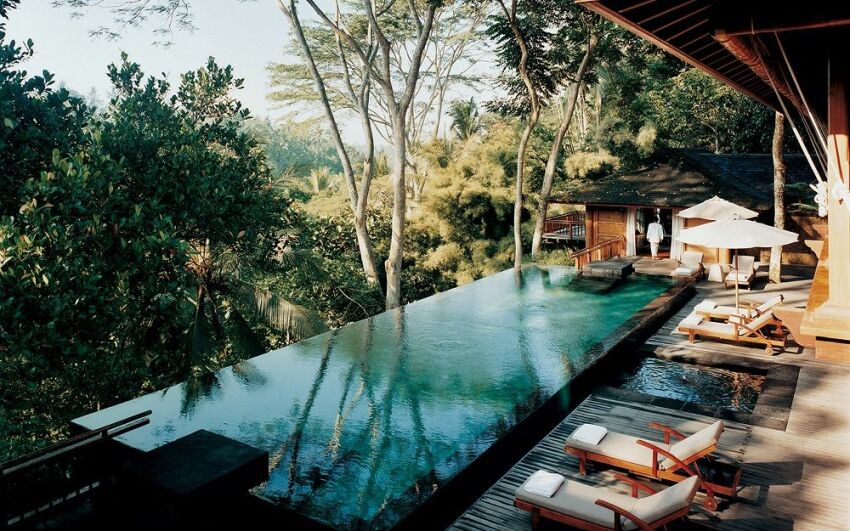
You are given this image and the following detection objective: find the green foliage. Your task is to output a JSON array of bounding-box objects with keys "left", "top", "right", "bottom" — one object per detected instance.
[
  {"left": 644, "top": 68, "right": 776, "bottom": 154},
  {"left": 564, "top": 149, "right": 620, "bottom": 179},
  {"left": 244, "top": 118, "right": 342, "bottom": 178},
  {"left": 0, "top": 8, "right": 90, "bottom": 215},
  {"left": 486, "top": 0, "right": 602, "bottom": 115},
  {"left": 448, "top": 98, "right": 482, "bottom": 140},
  {"left": 0, "top": 50, "right": 310, "bottom": 459}
]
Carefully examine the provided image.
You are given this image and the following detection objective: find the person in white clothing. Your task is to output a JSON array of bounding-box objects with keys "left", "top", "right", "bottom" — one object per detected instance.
[{"left": 646, "top": 216, "right": 665, "bottom": 260}]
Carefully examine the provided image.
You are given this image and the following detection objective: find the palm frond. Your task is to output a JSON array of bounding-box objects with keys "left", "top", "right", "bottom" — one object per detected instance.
[
  {"left": 224, "top": 304, "right": 266, "bottom": 359},
  {"left": 232, "top": 283, "right": 327, "bottom": 341},
  {"left": 186, "top": 289, "right": 222, "bottom": 372}
]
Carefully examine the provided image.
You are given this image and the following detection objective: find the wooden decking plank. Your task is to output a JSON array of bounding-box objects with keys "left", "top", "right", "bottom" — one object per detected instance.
[{"left": 449, "top": 390, "right": 847, "bottom": 531}]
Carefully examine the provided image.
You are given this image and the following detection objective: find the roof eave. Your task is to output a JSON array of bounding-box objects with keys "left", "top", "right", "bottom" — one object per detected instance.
[{"left": 576, "top": 0, "right": 779, "bottom": 111}]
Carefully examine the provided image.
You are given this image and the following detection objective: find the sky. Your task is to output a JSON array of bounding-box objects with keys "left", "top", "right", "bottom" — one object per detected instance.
[
  {"left": 7, "top": 1, "right": 496, "bottom": 146},
  {"left": 7, "top": 1, "right": 305, "bottom": 121}
]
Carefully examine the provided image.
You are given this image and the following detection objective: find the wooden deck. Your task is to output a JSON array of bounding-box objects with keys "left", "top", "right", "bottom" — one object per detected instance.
[
  {"left": 644, "top": 266, "right": 818, "bottom": 365},
  {"left": 450, "top": 387, "right": 850, "bottom": 530},
  {"left": 453, "top": 265, "right": 850, "bottom": 531}
]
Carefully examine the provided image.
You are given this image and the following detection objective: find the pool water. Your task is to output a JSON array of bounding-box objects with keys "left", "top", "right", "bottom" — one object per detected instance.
[
  {"left": 611, "top": 357, "right": 765, "bottom": 413},
  {"left": 74, "top": 266, "right": 671, "bottom": 529}
]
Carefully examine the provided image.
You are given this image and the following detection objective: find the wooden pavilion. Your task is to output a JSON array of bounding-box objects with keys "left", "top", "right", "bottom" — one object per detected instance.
[
  {"left": 576, "top": 0, "right": 850, "bottom": 361},
  {"left": 551, "top": 148, "right": 818, "bottom": 265}
]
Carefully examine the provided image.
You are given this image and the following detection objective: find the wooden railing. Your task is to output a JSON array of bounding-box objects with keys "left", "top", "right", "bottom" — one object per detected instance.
[
  {"left": 1, "top": 410, "right": 151, "bottom": 528},
  {"left": 542, "top": 211, "right": 586, "bottom": 241},
  {"left": 570, "top": 235, "right": 626, "bottom": 269}
]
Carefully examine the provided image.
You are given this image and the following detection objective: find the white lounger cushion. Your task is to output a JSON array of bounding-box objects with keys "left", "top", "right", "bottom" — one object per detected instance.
[
  {"left": 679, "top": 313, "right": 702, "bottom": 328},
  {"left": 672, "top": 266, "right": 698, "bottom": 277},
  {"left": 725, "top": 271, "right": 753, "bottom": 282},
  {"left": 515, "top": 475, "right": 700, "bottom": 530},
  {"left": 701, "top": 295, "right": 783, "bottom": 319},
  {"left": 680, "top": 251, "right": 703, "bottom": 270},
  {"left": 660, "top": 420, "right": 725, "bottom": 469},
  {"left": 566, "top": 421, "right": 724, "bottom": 471},
  {"left": 566, "top": 430, "right": 670, "bottom": 468},
  {"left": 516, "top": 477, "right": 640, "bottom": 529},
  {"left": 630, "top": 475, "right": 700, "bottom": 524}
]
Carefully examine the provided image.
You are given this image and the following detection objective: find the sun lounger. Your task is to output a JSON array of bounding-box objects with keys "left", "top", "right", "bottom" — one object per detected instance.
[
  {"left": 694, "top": 294, "right": 784, "bottom": 321},
  {"left": 514, "top": 472, "right": 700, "bottom": 531},
  {"left": 671, "top": 251, "right": 704, "bottom": 279},
  {"left": 724, "top": 255, "right": 756, "bottom": 290},
  {"left": 564, "top": 420, "right": 738, "bottom": 510},
  {"left": 677, "top": 309, "right": 786, "bottom": 352}
]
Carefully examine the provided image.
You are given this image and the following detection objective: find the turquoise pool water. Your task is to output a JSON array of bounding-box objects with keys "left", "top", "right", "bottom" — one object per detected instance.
[{"left": 74, "top": 266, "right": 670, "bottom": 529}]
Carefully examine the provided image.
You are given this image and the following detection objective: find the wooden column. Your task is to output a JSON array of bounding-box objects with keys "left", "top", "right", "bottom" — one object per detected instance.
[{"left": 811, "top": 55, "right": 850, "bottom": 358}]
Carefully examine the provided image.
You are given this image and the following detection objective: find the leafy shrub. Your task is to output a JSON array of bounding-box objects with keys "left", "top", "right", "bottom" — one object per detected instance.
[{"left": 564, "top": 149, "right": 621, "bottom": 179}]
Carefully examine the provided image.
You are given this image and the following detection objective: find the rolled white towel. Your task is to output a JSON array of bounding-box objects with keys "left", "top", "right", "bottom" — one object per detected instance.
[
  {"left": 571, "top": 423, "right": 608, "bottom": 445},
  {"left": 694, "top": 300, "right": 716, "bottom": 312},
  {"left": 523, "top": 470, "right": 565, "bottom": 498}
]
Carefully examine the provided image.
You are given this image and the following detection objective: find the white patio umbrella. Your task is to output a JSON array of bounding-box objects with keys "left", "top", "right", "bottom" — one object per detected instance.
[
  {"left": 677, "top": 195, "right": 758, "bottom": 220},
  {"left": 676, "top": 217, "right": 798, "bottom": 309}
]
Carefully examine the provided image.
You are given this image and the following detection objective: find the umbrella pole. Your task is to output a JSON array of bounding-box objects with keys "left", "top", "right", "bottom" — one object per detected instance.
[{"left": 734, "top": 249, "right": 740, "bottom": 310}]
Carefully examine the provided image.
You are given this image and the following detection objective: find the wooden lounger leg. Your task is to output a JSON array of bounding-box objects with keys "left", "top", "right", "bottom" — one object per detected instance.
[
  {"left": 703, "top": 489, "right": 719, "bottom": 511},
  {"left": 531, "top": 508, "right": 540, "bottom": 531},
  {"left": 578, "top": 451, "right": 588, "bottom": 475},
  {"left": 688, "top": 330, "right": 696, "bottom": 344}
]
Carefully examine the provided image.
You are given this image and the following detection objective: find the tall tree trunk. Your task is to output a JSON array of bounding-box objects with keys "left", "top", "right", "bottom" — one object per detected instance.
[
  {"left": 279, "top": 0, "right": 380, "bottom": 285},
  {"left": 385, "top": 113, "right": 407, "bottom": 309},
  {"left": 531, "top": 34, "right": 598, "bottom": 258},
  {"left": 432, "top": 82, "right": 448, "bottom": 139},
  {"left": 354, "top": 95, "right": 379, "bottom": 286},
  {"left": 769, "top": 111, "right": 786, "bottom": 283},
  {"left": 499, "top": 0, "right": 540, "bottom": 270}
]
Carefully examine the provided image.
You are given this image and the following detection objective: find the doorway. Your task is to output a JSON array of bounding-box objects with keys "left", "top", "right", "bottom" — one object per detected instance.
[{"left": 635, "top": 207, "right": 673, "bottom": 258}]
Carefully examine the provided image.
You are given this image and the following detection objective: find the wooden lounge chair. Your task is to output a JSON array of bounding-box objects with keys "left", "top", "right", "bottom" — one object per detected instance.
[
  {"left": 514, "top": 473, "right": 700, "bottom": 531},
  {"left": 723, "top": 255, "right": 756, "bottom": 290},
  {"left": 671, "top": 251, "right": 704, "bottom": 280},
  {"left": 677, "top": 310, "right": 786, "bottom": 353},
  {"left": 564, "top": 421, "right": 738, "bottom": 511},
  {"left": 694, "top": 294, "right": 784, "bottom": 322}
]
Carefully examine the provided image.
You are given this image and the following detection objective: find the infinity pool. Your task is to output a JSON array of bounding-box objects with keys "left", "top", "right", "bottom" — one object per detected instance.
[{"left": 74, "top": 266, "right": 671, "bottom": 529}]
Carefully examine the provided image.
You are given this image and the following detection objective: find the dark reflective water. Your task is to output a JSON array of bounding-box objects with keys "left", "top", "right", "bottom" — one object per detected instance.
[
  {"left": 74, "top": 266, "right": 670, "bottom": 529},
  {"left": 613, "top": 357, "right": 765, "bottom": 412}
]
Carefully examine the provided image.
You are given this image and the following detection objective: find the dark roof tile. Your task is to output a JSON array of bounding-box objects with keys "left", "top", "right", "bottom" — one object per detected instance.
[{"left": 551, "top": 148, "right": 815, "bottom": 211}]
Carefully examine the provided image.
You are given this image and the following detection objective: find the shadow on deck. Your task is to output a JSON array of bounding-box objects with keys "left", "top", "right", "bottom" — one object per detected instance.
[{"left": 449, "top": 394, "right": 804, "bottom": 531}]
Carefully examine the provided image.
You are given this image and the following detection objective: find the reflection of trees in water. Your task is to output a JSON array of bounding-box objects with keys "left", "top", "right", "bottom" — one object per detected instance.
[
  {"left": 231, "top": 359, "right": 270, "bottom": 389},
  {"left": 726, "top": 371, "right": 765, "bottom": 411},
  {"left": 179, "top": 372, "right": 221, "bottom": 417},
  {"left": 328, "top": 318, "right": 378, "bottom": 460},
  {"left": 259, "top": 307, "right": 440, "bottom": 524},
  {"left": 356, "top": 306, "right": 438, "bottom": 521},
  {"left": 516, "top": 269, "right": 543, "bottom": 406},
  {"left": 266, "top": 330, "right": 336, "bottom": 498}
]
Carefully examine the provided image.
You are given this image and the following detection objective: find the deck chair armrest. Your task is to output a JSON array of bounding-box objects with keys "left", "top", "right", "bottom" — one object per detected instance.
[
  {"left": 594, "top": 499, "right": 654, "bottom": 531},
  {"left": 636, "top": 440, "right": 701, "bottom": 479},
  {"left": 613, "top": 473, "right": 657, "bottom": 497},
  {"left": 647, "top": 421, "right": 686, "bottom": 443}
]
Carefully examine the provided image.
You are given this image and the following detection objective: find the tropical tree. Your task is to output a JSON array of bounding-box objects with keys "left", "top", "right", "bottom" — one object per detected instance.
[
  {"left": 297, "top": 0, "right": 440, "bottom": 309},
  {"left": 530, "top": 5, "right": 607, "bottom": 257},
  {"left": 1, "top": 0, "right": 90, "bottom": 216},
  {"left": 487, "top": 0, "right": 544, "bottom": 269},
  {"left": 448, "top": 97, "right": 481, "bottom": 140},
  {"left": 770, "top": 111, "right": 786, "bottom": 283},
  {"left": 0, "top": 51, "right": 321, "bottom": 457}
]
